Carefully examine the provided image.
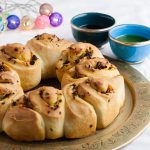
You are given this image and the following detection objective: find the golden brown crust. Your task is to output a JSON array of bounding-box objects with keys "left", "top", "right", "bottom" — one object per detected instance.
[
  {"left": 26, "top": 33, "right": 73, "bottom": 79},
  {"left": 0, "top": 61, "right": 23, "bottom": 132},
  {"left": 63, "top": 80, "right": 97, "bottom": 138},
  {"left": 70, "top": 76, "right": 125, "bottom": 129},
  {"left": 0, "top": 43, "right": 41, "bottom": 91},
  {"left": 0, "top": 84, "right": 23, "bottom": 132},
  {"left": 61, "top": 57, "right": 120, "bottom": 87},
  {"left": 2, "top": 86, "right": 66, "bottom": 141},
  {"left": 28, "top": 86, "right": 65, "bottom": 139},
  {"left": 2, "top": 43, "right": 32, "bottom": 62},
  {"left": 0, "top": 62, "right": 20, "bottom": 84},
  {"left": 2, "top": 105, "right": 45, "bottom": 141},
  {"left": 56, "top": 42, "right": 104, "bottom": 82}
]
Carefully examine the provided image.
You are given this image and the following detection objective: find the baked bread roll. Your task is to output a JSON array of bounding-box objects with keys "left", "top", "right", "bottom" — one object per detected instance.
[
  {"left": 0, "top": 62, "right": 20, "bottom": 84},
  {"left": 63, "top": 79, "right": 97, "bottom": 138},
  {"left": 28, "top": 86, "right": 65, "bottom": 139},
  {"left": 0, "top": 34, "right": 126, "bottom": 142},
  {"left": 71, "top": 76, "right": 125, "bottom": 129},
  {"left": 3, "top": 86, "right": 65, "bottom": 141},
  {"left": 26, "top": 33, "right": 73, "bottom": 79},
  {"left": 61, "top": 57, "right": 120, "bottom": 87},
  {"left": 0, "top": 62, "right": 23, "bottom": 132},
  {"left": 2, "top": 95, "right": 45, "bottom": 141},
  {"left": 56, "top": 42, "right": 104, "bottom": 82},
  {"left": 0, "top": 43, "right": 41, "bottom": 91}
]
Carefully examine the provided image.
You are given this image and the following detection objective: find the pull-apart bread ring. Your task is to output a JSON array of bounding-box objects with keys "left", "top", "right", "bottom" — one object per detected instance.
[{"left": 0, "top": 33, "right": 125, "bottom": 142}]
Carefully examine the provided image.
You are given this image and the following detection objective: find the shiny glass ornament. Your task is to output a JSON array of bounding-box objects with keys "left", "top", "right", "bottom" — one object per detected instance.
[
  {"left": 21, "top": 16, "right": 34, "bottom": 30},
  {"left": 35, "top": 15, "right": 50, "bottom": 29},
  {"left": 39, "top": 3, "right": 53, "bottom": 16},
  {"left": 49, "top": 12, "right": 63, "bottom": 27},
  {"left": 7, "top": 15, "right": 20, "bottom": 30}
]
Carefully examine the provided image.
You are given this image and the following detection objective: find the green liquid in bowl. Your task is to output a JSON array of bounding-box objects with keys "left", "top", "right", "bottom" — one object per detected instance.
[{"left": 117, "top": 35, "right": 149, "bottom": 43}]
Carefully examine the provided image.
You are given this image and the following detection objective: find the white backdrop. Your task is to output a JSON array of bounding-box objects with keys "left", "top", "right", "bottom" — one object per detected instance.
[{"left": 0, "top": 0, "right": 150, "bottom": 149}]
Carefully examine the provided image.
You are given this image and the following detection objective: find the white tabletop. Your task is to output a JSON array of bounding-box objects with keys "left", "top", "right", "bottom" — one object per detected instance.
[{"left": 0, "top": 0, "right": 150, "bottom": 149}]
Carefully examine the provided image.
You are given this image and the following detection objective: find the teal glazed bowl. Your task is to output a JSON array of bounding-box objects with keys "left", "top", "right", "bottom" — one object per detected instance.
[
  {"left": 71, "top": 12, "right": 115, "bottom": 47},
  {"left": 109, "top": 24, "right": 150, "bottom": 63}
]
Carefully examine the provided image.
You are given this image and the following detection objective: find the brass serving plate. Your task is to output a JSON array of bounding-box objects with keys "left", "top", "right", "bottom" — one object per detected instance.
[{"left": 0, "top": 58, "right": 150, "bottom": 150}]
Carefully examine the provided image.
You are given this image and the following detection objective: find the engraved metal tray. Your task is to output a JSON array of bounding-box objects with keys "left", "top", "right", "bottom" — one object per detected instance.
[{"left": 0, "top": 58, "right": 150, "bottom": 150}]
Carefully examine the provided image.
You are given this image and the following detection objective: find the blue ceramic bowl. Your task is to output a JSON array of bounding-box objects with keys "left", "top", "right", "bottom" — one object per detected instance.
[
  {"left": 71, "top": 12, "right": 115, "bottom": 47},
  {"left": 109, "top": 24, "right": 150, "bottom": 63}
]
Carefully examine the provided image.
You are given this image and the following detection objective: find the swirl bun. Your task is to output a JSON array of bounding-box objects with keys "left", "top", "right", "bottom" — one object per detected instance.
[
  {"left": 63, "top": 76, "right": 125, "bottom": 129},
  {"left": 2, "top": 43, "right": 32, "bottom": 62},
  {"left": 63, "top": 80, "right": 97, "bottom": 138},
  {"left": 56, "top": 42, "right": 104, "bottom": 81},
  {"left": 2, "top": 86, "right": 65, "bottom": 141},
  {"left": 61, "top": 57, "right": 120, "bottom": 87},
  {"left": 28, "top": 86, "right": 65, "bottom": 139},
  {"left": 27, "top": 33, "right": 73, "bottom": 79},
  {"left": 2, "top": 95, "right": 45, "bottom": 141},
  {"left": 0, "top": 62, "right": 20, "bottom": 84},
  {"left": 0, "top": 62, "right": 23, "bottom": 132},
  {"left": 0, "top": 43, "right": 41, "bottom": 91}
]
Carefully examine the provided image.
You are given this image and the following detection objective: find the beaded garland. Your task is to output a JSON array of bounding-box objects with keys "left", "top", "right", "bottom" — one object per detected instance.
[{"left": 0, "top": 1, "right": 63, "bottom": 32}]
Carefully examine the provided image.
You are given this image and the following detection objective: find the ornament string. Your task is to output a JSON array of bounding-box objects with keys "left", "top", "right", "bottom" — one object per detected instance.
[{"left": 0, "top": 0, "right": 40, "bottom": 14}]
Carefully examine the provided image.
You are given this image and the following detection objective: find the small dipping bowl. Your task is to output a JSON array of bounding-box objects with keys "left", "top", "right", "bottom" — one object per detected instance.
[
  {"left": 71, "top": 12, "right": 115, "bottom": 48},
  {"left": 109, "top": 24, "right": 150, "bottom": 63}
]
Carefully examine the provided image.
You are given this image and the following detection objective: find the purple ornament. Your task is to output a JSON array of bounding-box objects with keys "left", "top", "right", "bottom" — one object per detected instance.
[
  {"left": 49, "top": 12, "right": 63, "bottom": 27},
  {"left": 7, "top": 15, "right": 20, "bottom": 30}
]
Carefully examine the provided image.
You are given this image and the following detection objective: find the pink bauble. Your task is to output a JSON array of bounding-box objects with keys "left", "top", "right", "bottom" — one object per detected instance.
[{"left": 35, "top": 15, "right": 50, "bottom": 29}]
